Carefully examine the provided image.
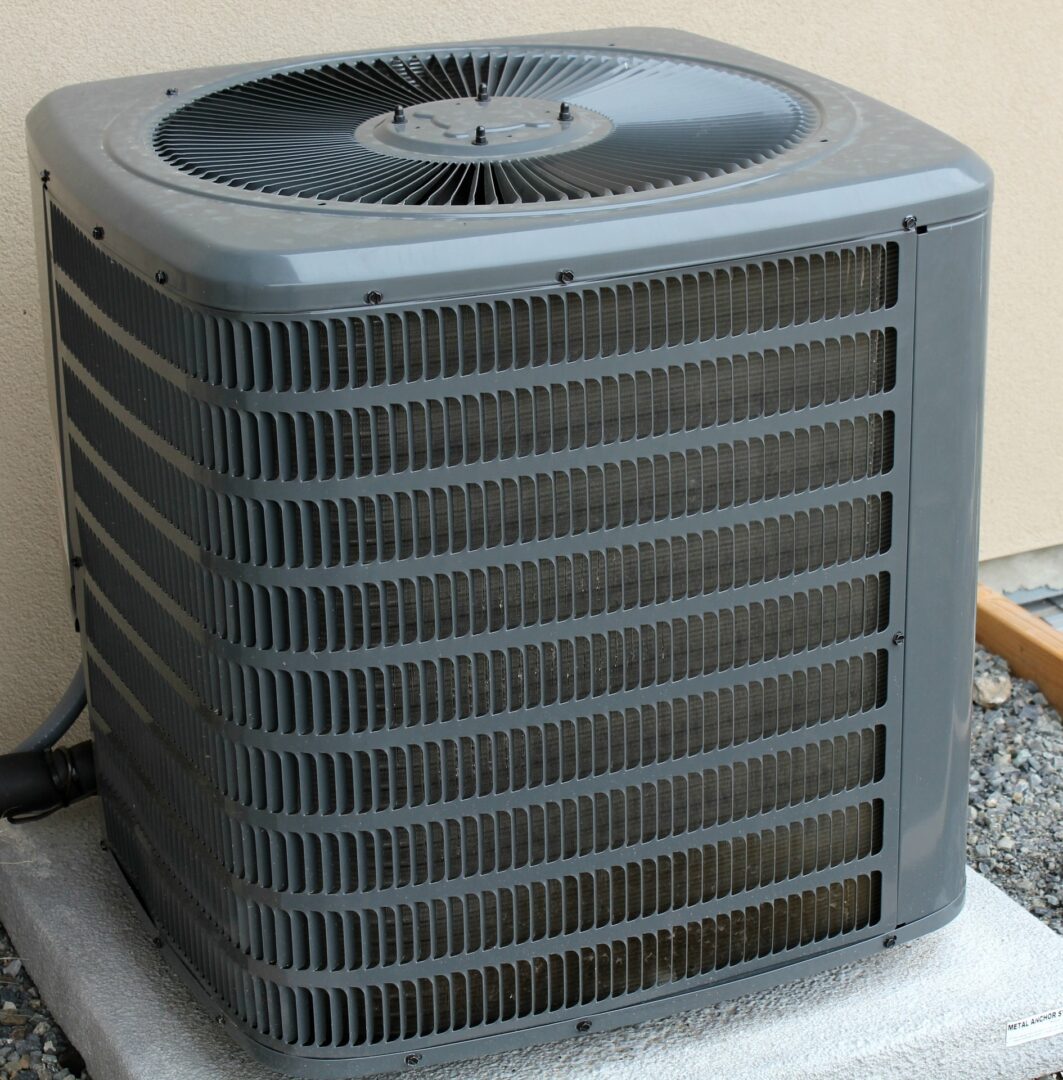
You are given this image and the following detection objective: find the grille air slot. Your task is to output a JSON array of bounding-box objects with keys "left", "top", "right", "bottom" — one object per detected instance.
[
  {"left": 65, "top": 365, "right": 895, "bottom": 567},
  {"left": 97, "top": 696, "right": 885, "bottom": 900},
  {"left": 51, "top": 204, "right": 897, "bottom": 389},
  {"left": 78, "top": 511, "right": 889, "bottom": 727},
  {"left": 57, "top": 280, "right": 896, "bottom": 482},
  {"left": 95, "top": 690, "right": 882, "bottom": 968},
  {"left": 89, "top": 629, "right": 886, "bottom": 895},
  {"left": 71, "top": 438, "right": 891, "bottom": 651},
  {"left": 102, "top": 787, "right": 882, "bottom": 1047}
]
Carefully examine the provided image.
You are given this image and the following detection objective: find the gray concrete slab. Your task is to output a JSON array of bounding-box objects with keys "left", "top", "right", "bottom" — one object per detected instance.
[{"left": 0, "top": 801, "right": 1061, "bottom": 1080}]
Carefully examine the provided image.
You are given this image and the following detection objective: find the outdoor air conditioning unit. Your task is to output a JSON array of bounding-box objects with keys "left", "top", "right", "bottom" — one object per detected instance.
[{"left": 27, "top": 27, "right": 991, "bottom": 1078}]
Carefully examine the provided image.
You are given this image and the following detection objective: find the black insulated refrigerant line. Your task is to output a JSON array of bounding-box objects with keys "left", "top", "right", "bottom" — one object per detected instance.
[{"left": 0, "top": 669, "right": 97, "bottom": 822}]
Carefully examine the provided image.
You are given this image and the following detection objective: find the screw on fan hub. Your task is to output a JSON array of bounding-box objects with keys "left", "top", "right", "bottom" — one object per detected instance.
[
  {"left": 474, "top": 126, "right": 488, "bottom": 146},
  {"left": 477, "top": 83, "right": 490, "bottom": 103},
  {"left": 392, "top": 105, "right": 406, "bottom": 125},
  {"left": 558, "top": 102, "right": 573, "bottom": 122}
]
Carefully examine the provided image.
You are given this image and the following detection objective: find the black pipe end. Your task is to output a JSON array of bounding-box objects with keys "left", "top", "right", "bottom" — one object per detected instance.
[{"left": 0, "top": 741, "right": 97, "bottom": 823}]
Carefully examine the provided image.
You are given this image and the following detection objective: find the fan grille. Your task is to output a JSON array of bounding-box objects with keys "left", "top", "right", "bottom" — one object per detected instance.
[{"left": 153, "top": 49, "right": 817, "bottom": 208}]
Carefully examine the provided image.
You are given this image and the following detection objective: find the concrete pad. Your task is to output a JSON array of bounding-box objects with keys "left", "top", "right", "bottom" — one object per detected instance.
[{"left": 0, "top": 801, "right": 1061, "bottom": 1080}]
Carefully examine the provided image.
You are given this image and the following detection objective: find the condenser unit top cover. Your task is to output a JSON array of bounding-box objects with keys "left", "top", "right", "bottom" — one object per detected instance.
[
  {"left": 29, "top": 25, "right": 990, "bottom": 1080},
  {"left": 28, "top": 27, "right": 989, "bottom": 310}
]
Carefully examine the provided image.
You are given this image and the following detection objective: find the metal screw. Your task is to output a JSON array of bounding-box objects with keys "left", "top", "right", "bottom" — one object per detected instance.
[
  {"left": 405, "top": 1053, "right": 422, "bottom": 1066},
  {"left": 39, "top": 169, "right": 50, "bottom": 183},
  {"left": 152, "top": 936, "right": 163, "bottom": 949},
  {"left": 883, "top": 934, "right": 898, "bottom": 949},
  {"left": 154, "top": 270, "right": 168, "bottom": 285},
  {"left": 165, "top": 88, "right": 179, "bottom": 97},
  {"left": 902, "top": 214, "right": 917, "bottom": 232},
  {"left": 892, "top": 631, "right": 905, "bottom": 645},
  {"left": 576, "top": 1019, "right": 592, "bottom": 1033},
  {"left": 71, "top": 556, "right": 84, "bottom": 569},
  {"left": 558, "top": 101, "right": 573, "bottom": 122},
  {"left": 477, "top": 82, "right": 490, "bottom": 103},
  {"left": 91, "top": 226, "right": 105, "bottom": 241},
  {"left": 557, "top": 269, "right": 575, "bottom": 285},
  {"left": 98, "top": 839, "right": 108, "bottom": 852},
  {"left": 474, "top": 125, "right": 488, "bottom": 146},
  {"left": 365, "top": 290, "right": 383, "bottom": 305},
  {"left": 214, "top": 1014, "right": 226, "bottom": 1026},
  {"left": 393, "top": 105, "right": 406, "bottom": 125}
]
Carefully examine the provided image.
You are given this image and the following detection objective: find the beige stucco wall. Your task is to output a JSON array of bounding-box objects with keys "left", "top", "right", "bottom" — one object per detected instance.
[{"left": 1, "top": 0, "right": 1060, "bottom": 741}]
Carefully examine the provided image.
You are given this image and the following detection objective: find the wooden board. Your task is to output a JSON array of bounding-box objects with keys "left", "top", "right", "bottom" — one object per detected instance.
[{"left": 976, "top": 584, "right": 1063, "bottom": 715}]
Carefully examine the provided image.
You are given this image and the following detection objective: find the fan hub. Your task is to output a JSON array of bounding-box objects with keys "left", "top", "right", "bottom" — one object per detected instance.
[{"left": 355, "top": 96, "right": 613, "bottom": 161}]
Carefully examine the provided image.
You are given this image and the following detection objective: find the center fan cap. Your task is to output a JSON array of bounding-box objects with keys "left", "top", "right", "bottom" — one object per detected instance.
[{"left": 355, "top": 93, "right": 614, "bottom": 161}]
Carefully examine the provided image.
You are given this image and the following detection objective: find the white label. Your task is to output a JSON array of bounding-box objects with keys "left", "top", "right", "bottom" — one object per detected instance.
[{"left": 1006, "top": 1007, "right": 1063, "bottom": 1047}]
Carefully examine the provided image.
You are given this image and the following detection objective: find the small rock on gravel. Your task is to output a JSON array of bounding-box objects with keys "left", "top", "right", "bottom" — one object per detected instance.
[{"left": 973, "top": 669, "right": 1013, "bottom": 707}]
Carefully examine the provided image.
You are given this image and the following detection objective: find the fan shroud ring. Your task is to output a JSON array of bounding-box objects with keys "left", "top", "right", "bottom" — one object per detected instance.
[{"left": 150, "top": 46, "right": 820, "bottom": 209}]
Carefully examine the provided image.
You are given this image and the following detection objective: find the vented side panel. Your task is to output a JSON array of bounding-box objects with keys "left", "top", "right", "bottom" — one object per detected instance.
[{"left": 49, "top": 198, "right": 914, "bottom": 1074}]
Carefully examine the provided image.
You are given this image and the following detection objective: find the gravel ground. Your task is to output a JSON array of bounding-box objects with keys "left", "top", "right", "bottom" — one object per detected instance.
[
  {"left": 0, "top": 926, "right": 87, "bottom": 1079},
  {"left": 969, "top": 647, "right": 1063, "bottom": 935},
  {"left": 0, "top": 646, "right": 1057, "bottom": 1079}
]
